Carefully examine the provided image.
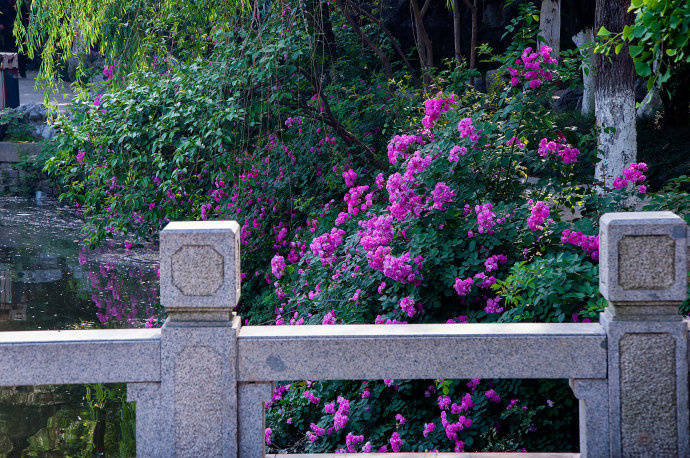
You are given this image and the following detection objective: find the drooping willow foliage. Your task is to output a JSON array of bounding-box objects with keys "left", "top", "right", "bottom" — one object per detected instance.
[{"left": 12, "top": 0, "right": 249, "bottom": 94}]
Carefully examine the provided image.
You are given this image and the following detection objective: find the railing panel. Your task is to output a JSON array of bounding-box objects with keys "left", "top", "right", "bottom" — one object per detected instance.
[
  {"left": 237, "top": 323, "right": 606, "bottom": 382},
  {"left": 0, "top": 328, "right": 161, "bottom": 386}
]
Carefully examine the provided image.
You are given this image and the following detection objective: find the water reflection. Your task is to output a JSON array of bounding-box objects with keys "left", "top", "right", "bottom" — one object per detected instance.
[{"left": 0, "top": 197, "right": 161, "bottom": 455}]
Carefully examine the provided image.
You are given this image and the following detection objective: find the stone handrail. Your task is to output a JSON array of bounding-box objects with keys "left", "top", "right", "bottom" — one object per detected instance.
[{"left": 0, "top": 211, "right": 686, "bottom": 457}]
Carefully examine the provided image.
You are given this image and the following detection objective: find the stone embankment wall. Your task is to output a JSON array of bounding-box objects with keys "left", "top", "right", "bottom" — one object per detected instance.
[{"left": 0, "top": 142, "right": 41, "bottom": 195}]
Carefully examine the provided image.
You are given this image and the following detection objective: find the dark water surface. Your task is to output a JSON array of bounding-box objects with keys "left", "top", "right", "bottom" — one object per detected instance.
[{"left": 0, "top": 197, "right": 161, "bottom": 456}]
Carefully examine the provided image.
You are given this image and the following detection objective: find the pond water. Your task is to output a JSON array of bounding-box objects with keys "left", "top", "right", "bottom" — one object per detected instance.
[{"left": 0, "top": 197, "right": 161, "bottom": 455}]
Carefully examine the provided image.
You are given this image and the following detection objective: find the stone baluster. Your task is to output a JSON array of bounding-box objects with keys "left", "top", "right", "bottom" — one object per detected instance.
[
  {"left": 599, "top": 211, "right": 688, "bottom": 456},
  {"left": 130, "top": 220, "right": 242, "bottom": 457}
]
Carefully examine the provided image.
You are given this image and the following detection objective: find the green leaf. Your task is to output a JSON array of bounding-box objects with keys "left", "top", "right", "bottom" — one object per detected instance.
[
  {"left": 597, "top": 26, "right": 611, "bottom": 38},
  {"left": 628, "top": 45, "right": 644, "bottom": 58},
  {"left": 634, "top": 60, "right": 652, "bottom": 77}
]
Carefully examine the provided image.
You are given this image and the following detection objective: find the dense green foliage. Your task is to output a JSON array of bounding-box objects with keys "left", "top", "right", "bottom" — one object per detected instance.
[{"left": 15, "top": 0, "right": 689, "bottom": 454}]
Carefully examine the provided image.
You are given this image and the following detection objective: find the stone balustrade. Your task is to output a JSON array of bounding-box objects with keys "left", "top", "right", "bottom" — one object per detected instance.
[{"left": 0, "top": 211, "right": 686, "bottom": 457}]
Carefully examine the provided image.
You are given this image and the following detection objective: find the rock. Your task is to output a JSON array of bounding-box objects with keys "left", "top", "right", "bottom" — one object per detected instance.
[
  {"left": 472, "top": 77, "right": 486, "bottom": 93},
  {"left": 551, "top": 87, "right": 583, "bottom": 112},
  {"left": 40, "top": 125, "right": 55, "bottom": 140},
  {"left": 486, "top": 68, "right": 505, "bottom": 92}
]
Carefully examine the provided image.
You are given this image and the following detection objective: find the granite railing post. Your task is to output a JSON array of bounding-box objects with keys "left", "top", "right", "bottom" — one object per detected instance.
[
  {"left": 130, "top": 221, "right": 242, "bottom": 457},
  {"left": 599, "top": 211, "right": 688, "bottom": 456}
]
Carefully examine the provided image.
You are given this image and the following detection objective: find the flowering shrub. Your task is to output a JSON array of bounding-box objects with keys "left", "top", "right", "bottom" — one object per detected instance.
[{"left": 39, "top": 2, "right": 687, "bottom": 453}]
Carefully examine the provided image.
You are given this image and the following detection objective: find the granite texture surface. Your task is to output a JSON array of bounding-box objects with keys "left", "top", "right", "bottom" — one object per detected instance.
[
  {"left": 237, "top": 323, "right": 606, "bottom": 381},
  {"left": 619, "top": 333, "right": 677, "bottom": 455},
  {"left": 600, "top": 309, "right": 689, "bottom": 457},
  {"left": 127, "top": 382, "right": 165, "bottom": 457},
  {"left": 569, "top": 378, "right": 609, "bottom": 457},
  {"left": 171, "top": 245, "right": 224, "bottom": 296},
  {"left": 160, "top": 220, "right": 241, "bottom": 311},
  {"left": 159, "top": 314, "right": 240, "bottom": 457},
  {"left": 599, "top": 211, "right": 687, "bottom": 303},
  {"left": 618, "top": 235, "right": 675, "bottom": 290},
  {"left": 0, "top": 329, "right": 161, "bottom": 386},
  {"left": 238, "top": 382, "right": 272, "bottom": 458}
]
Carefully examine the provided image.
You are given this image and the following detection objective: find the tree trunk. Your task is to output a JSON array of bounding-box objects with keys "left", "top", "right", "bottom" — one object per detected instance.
[
  {"left": 321, "top": 1, "right": 338, "bottom": 56},
  {"left": 410, "top": 0, "right": 433, "bottom": 79},
  {"left": 463, "top": 0, "right": 478, "bottom": 69},
  {"left": 453, "top": 0, "right": 462, "bottom": 64},
  {"left": 539, "top": 0, "right": 560, "bottom": 55},
  {"left": 333, "top": 0, "right": 393, "bottom": 79},
  {"left": 572, "top": 28, "right": 594, "bottom": 115},
  {"left": 594, "top": 0, "right": 636, "bottom": 188}
]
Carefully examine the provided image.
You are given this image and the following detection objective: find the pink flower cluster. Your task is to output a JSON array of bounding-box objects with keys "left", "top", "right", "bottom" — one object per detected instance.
[
  {"left": 389, "top": 432, "right": 403, "bottom": 452},
  {"left": 304, "top": 390, "right": 321, "bottom": 404},
  {"left": 359, "top": 215, "right": 393, "bottom": 250},
  {"left": 333, "top": 396, "right": 350, "bottom": 430},
  {"left": 612, "top": 162, "right": 648, "bottom": 193},
  {"left": 448, "top": 145, "right": 467, "bottom": 162},
  {"left": 307, "top": 423, "right": 325, "bottom": 442},
  {"left": 537, "top": 137, "right": 580, "bottom": 164},
  {"left": 344, "top": 185, "right": 372, "bottom": 216},
  {"left": 432, "top": 182, "right": 455, "bottom": 210},
  {"left": 342, "top": 168, "right": 358, "bottom": 187},
  {"left": 271, "top": 254, "right": 286, "bottom": 278},
  {"left": 386, "top": 173, "right": 425, "bottom": 220},
  {"left": 453, "top": 277, "right": 473, "bottom": 296},
  {"left": 508, "top": 46, "right": 558, "bottom": 89},
  {"left": 475, "top": 203, "right": 496, "bottom": 234},
  {"left": 458, "top": 118, "right": 480, "bottom": 144},
  {"left": 387, "top": 134, "right": 425, "bottom": 164},
  {"left": 440, "top": 411, "right": 471, "bottom": 450},
  {"left": 527, "top": 200, "right": 553, "bottom": 231},
  {"left": 484, "top": 297, "right": 503, "bottom": 314},
  {"left": 404, "top": 151, "right": 433, "bottom": 182},
  {"left": 484, "top": 254, "right": 508, "bottom": 272},
  {"left": 485, "top": 389, "right": 501, "bottom": 403},
  {"left": 346, "top": 432, "right": 365, "bottom": 452},
  {"left": 310, "top": 228, "right": 345, "bottom": 266},
  {"left": 399, "top": 296, "right": 416, "bottom": 317},
  {"left": 422, "top": 92, "right": 457, "bottom": 130},
  {"left": 561, "top": 229, "right": 599, "bottom": 261}
]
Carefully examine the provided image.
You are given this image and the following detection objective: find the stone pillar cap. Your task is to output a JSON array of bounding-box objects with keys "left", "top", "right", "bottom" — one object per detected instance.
[
  {"left": 599, "top": 211, "right": 687, "bottom": 305},
  {"left": 160, "top": 220, "right": 241, "bottom": 313}
]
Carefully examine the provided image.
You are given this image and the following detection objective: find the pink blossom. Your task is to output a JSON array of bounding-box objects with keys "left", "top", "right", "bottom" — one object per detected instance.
[
  {"left": 458, "top": 117, "right": 480, "bottom": 143},
  {"left": 485, "top": 389, "right": 501, "bottom": 403},
  {"left": 423, "top": 422, "right": 436, "bottom": 437},
  {"left": 453, "top": 277, "right": 473, "bottom": 296},
  {"left": 484, "top": 297, "right": 503, "bottom": 314},
  {"left": 561, "top": 229, "right": 599, "bottom": 261},
  {"left": 342, "top": 168, "right": 357, "bottom": 187},
  {"left": 270, "top": 254, "right": 286, "bottom": 278},
  {"left": 422, "top": 92, "right": 457, "bottom": 129},
  {"left": 322, "top": 309, "right": 337, "bottom": 325},
  {"left": 432, "top": 182, "right": 455, "bottom": 210},
  {"left": 387, "top": 134, "right": 425, "bottom": 164},
  {"left": 399, "top": 296, "right": 416, "bottom": 317},
  {"left": 527, "top": 200, "right": 552, "bottom": 231},
  {"left": 475, "top": 203, "right": 496, "bottom": 234},
  {"left": 484, "top": 254, "right": 508, "bottom": 272},
  {"left": 389, "top": 432, "right": 403, "bottom": 452},
  {"left": 304, "top": 391, "right": 321, "bottom": 405},
  {"left": 448, "top": 145, "right": 467, "bottom": 162}
]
